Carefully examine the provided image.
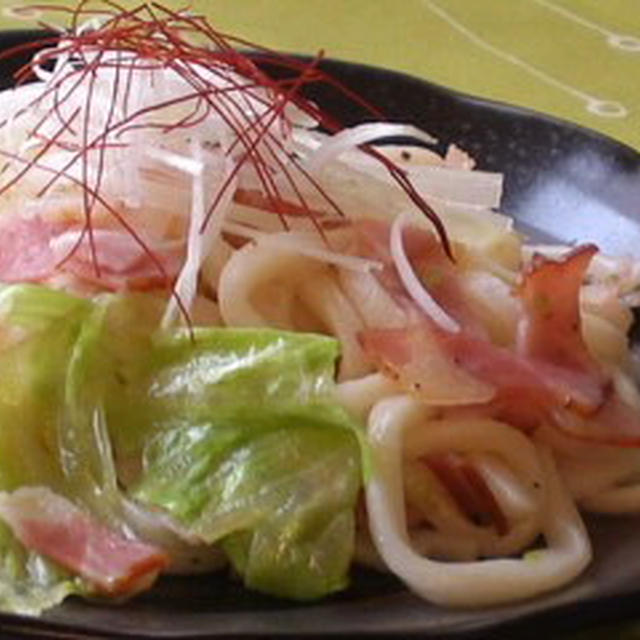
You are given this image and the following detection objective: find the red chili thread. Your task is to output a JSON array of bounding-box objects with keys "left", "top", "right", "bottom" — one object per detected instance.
[{"left": 2, "top": 1, "right": 452, "bottom": 325}]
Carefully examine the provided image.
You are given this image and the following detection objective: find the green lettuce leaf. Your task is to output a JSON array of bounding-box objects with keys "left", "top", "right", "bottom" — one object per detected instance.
[
  {"left": 90, "top": 299, "right": 363, "bottom": 600},
  {"left": 0, "top": 287, "right": 365, "bottom": 607},
  {"left": 0, "top": 284, "right": 91, "bottom": 491},
  {"left": 0, "top": 520, "right": 81, "bottom": 616},
  {"left": 134, "top": 403, "right": 361, "bottom": 600},
  {"left": 60, "top": 296, "right": 130, "bottom": 529},
  {"left": 0, "top": 285, "right": 92, "bottom": 612},
  {"left": 103, "top": 320, "right": 340, "bottom": 462}
]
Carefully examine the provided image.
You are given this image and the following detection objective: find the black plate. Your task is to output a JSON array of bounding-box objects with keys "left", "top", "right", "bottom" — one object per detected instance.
[{"left": 1, "top": 30, "right": 640, "bottom": 639}]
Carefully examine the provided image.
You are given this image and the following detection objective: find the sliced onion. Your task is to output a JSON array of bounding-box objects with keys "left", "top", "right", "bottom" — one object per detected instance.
[
  {"left": 223, "top": 222, "right": 383, "bottom": 274},
  {"left": 307, "top": 123, "right": 437, "bottom": 173},
  {"left": 389, "top": 212, "right": 460, "bottom": 332},
  {"left": 50, "top": 229, "right": 182, "bottom": 273}
]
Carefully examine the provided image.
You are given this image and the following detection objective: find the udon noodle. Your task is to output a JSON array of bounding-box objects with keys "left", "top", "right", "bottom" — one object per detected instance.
[{"left": 211, "top": 177, "right": 640, "bottom": 606}]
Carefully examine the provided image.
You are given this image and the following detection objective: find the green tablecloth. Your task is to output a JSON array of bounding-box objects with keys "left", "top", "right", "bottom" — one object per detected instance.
[
  {"left": 0, "top": 2, "right": 639, "bottom": 638},
  {"left": 1, "top": 0, "right": 638, "bottom": 150}
]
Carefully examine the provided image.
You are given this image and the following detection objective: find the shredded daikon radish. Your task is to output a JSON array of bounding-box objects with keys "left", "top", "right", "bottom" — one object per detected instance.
[{"left": 163, "top": 144, "right": 236, "bottom": 327}]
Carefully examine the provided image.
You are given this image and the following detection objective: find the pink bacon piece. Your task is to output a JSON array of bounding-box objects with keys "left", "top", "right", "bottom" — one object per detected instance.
[
  {"left": 0, "top": 216, "right": 183, "bottom": 292},
  {"left": 518, "top": 245, "right": 605, "bottom": 381},
  {"left": 52, "top": 228, "right": 184, "bottom": 291},
  {"left": 0, "top": 216, "right": 61, "bottom": 282},
  {"left": 424, "top": 452, "right": 508, "bottom": 535},
  {"left": 353, "top": 219, "right": 483, "bottom": 333},
  {"left": 353, "top": 218, "right": 639, "bottom": 443},
  {"left": 0, "top": 487, "right": 169, "bottom": 596}
]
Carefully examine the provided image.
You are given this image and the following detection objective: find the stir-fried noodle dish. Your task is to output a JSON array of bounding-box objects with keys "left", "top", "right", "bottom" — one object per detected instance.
[{"left": 0, "top": 1, "right": 638, "bottom": 615}]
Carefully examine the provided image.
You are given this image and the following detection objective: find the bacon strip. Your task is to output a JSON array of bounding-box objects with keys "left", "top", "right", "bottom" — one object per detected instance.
[
  {"left": 518, "top": 245, "right": 605, "bottom": 378},
  {"left": 425, "top": 453, "right": 508, "bottom": 535},
  {"left": 360, "top": 325, "right": 495, "bottom": 405},
  {"left": 0, "top": 487, "right": 169, "bottom": 595},
  {"left": 439, "top": 326, "right": 608, "bottom": 418},
  {"left": 353, "top": 219, "right": 483, "bottom": 333},
  {"left": 0, "top": 216, "right": 182, "bottom": 291},
  {"left": 55, "top": 229, "right": 184, "bottom": 291},
  {"left": 356, "top": 220, "right": 605, "bottom": 417},
  {"left": 361, "top": 323, "right": 603, "bottom": 430},
  {"left": 0, "top": 216, "right": 59, "bottom": 282},
  {"left": 352, "top": 219, "right": 640, "bottom": 444}
]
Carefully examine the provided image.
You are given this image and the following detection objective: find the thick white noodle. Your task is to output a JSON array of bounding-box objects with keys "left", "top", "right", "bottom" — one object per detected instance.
[
  {"left": 582, "top": 311, "right": 630, "bottom": 367},
  {"left": 335, "top": 373, "right": 403, "bottom": 423},
  {"left": 365, "top": 395, "right": 591, "bottom": 607},
  {"left": 472, "top": 453, "right": 539, "bottom": 520},
  {"left": 458, "top": 270, "right": 520, "bottom": 346},
  {"left": 337, "top": 268, "right": 408, "bottom": 329},
  {"left": 218, "top": 240, "right": 371, "bottom": 379},
  {"left": 537, "top": 425, "right": 640, "bottom": 514},
  {"left": 200, "top": 237, "right": 234, "bottom": 294},
  {"left": 297, "top": 271, "right": 372, "bottom": 380},
  {"left": 222, "top": 223, "right": 382, "bottom": 274},
  {"left": 219, "top": 240, "right": 320, "bottom": 327}
]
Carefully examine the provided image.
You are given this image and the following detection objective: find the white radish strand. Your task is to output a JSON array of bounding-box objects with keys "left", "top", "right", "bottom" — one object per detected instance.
[
  {"left": 390, "top": 211, "right": 460, "bottom": 332},
  {"left": 145, "top": 147, "right": 205, "bottom": 177},
  {"left": 162, "top": 143, "right": 236, "bottom": 328}
]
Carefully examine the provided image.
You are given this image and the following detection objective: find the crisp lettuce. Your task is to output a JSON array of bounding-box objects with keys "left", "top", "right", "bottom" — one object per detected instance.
[
  {"left": 134, "top": 404, "right": 361, "bottom": 599},
  {"left": 0, "top": 287, "right": 365, "bottom": 608},
  {"left": 0, "top": 285, "right": 91, "bottom": 612},
  {"left": 61, "top": 297, "right": 130, "bottom": 530},
  {"left": 103, "top": 323, "right": 340, "bottom": 460},
  {"left": 94, "top": 299, "right": 363, "bottom": 600},
  {"left": 0, "top": 520, "right": 80, "bottom": 616}
]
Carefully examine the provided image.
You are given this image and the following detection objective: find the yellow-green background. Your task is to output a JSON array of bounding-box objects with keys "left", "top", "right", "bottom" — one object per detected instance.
[
  {"left": 1, "top": 1, "right": 640, "bottom": 638},
  {"left": 1, "top": 0, "right": 639, "bottom": 150}
]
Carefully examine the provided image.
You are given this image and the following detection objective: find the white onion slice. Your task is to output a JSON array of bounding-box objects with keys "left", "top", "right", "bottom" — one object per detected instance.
[
  {"left": 223, "top": 222, "right": 382, "bottom": 274},
  {"left": 50, "top": 229, "right": 182, "bottom": 273},
  {"left": 307, "top": 123, "right": 437, "bottom": 173},
  {"left": 390, "top": 212, "right": 460, "bottom": 332}
]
